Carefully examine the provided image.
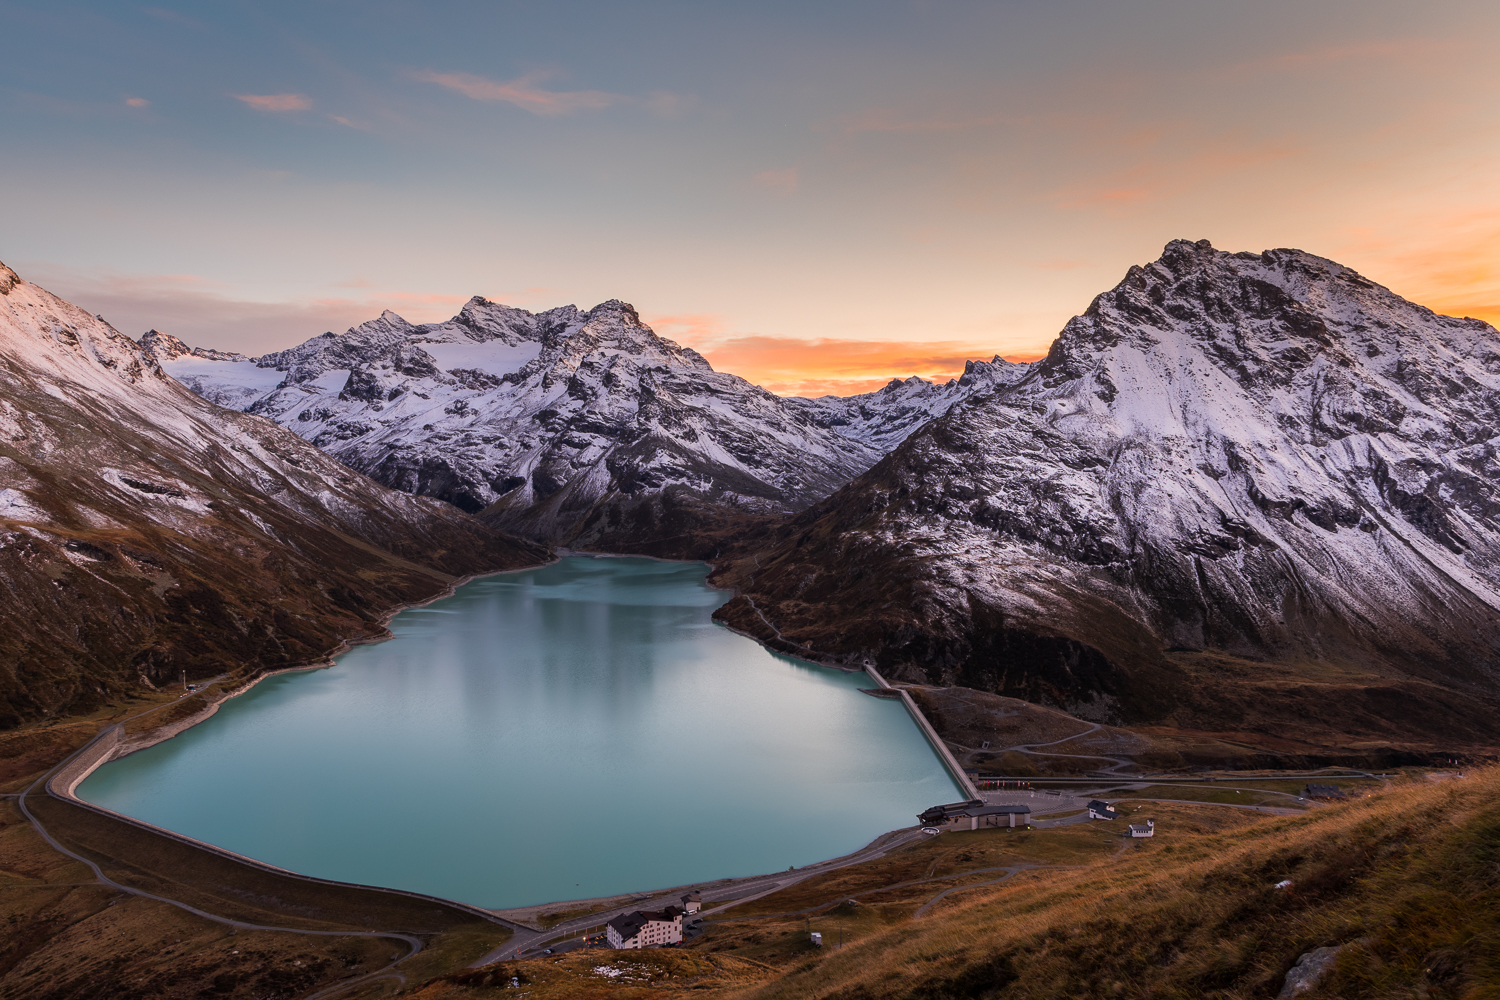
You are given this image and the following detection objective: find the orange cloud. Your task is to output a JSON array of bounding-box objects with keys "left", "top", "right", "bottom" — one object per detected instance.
[
  {"left": 643, "top": 312, "right": 731, "bottom": 343},
  {"left": 125, "top": 97, "right": 149, "bottom": 108},
  {"left": 1229, "top": 37, "right": 1467, "bottom": 77},
  {"left": 833, "top": 106, "right": 1022, "bottom": 137},
  {"left": 1338, "top": 209, "right": 1500, "bottom": 331},
  {"left": 645, "top": 314, "right": 1048, "bottom": 395},
  {"left": 411, "top": 70, "right": 621, "bottom": 115},
  {"left": 752, "top": 168, "right": 798, "bottom": 194},
  {"left": 1048, "top": 134, "right": 1303, "bottom": 212},
  {"left": 235, "top": 93, "right": 312, "bottom": 112},
  {"left": 693, "top": 335, "right": 1041, "bottom": 397}
]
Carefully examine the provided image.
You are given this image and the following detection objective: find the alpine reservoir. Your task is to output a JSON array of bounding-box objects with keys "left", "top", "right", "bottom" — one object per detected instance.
[{"left": 78, "top": 557, "right": 962, "bottom": 909}]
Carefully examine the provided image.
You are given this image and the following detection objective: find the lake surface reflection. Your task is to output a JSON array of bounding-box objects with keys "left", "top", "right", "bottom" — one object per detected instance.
[{"left": 80, "top": 557, "right": 961, "bottom": 908}]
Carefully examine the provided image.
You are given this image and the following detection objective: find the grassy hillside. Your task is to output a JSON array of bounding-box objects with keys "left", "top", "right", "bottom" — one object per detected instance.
[{"left": 423, "top": 767, "right": 1500, "bottom": 999}]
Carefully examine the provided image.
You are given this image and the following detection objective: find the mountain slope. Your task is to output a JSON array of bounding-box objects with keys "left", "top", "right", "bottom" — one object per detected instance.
[
  {"left": 0, "top": 261, "right": 545, "bottom": 727},
  {"left": 716, "top": 240, "right": 1500, "bottom": 747},
  {"left": 148, "top": 300, "right": 1026, "bottom": 555}
]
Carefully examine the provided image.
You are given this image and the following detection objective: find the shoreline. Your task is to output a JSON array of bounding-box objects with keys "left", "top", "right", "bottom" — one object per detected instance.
[
  {"left": 99, "top": 553, "right": 562, "bottom": 765},
  {"left": 46, "top": 547, "right": 971, "bottom": 924},
  {"left": 37, "top": 724, "right": 520, "bottom": 930}
]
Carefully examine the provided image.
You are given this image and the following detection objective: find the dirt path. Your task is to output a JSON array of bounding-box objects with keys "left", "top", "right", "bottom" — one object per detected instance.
[
  {"left": 912, "top": 869, "right": 1023, "bottom": 918},
  {"left": 989, "top": 722, "right": 1142, "bottom": 775}
]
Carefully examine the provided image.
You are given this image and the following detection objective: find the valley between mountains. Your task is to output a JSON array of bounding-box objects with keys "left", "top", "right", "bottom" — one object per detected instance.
[
  {"left": 5, "top": 240, "right": 1500, "bottom": 1000},
  {"left": 118, "top": 238, "right": 1500, "bottom": 760},
  {"left": 5, "top": 238, "right": 1500, "bottom": 752}
]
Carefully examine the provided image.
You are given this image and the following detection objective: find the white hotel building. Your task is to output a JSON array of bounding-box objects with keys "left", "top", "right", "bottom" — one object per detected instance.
[{"left": 605, "top": 906, "right": 684, "bottom": 949}]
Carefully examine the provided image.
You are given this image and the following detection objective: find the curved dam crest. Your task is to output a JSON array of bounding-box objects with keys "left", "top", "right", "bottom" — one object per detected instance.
[{"left": 79, "top": 556, "right": 962, "bottom": 909}]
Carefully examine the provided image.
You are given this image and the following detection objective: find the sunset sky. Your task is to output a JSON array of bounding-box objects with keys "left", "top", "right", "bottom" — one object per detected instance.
[{"left": 3, "top": 0, "right": 1498, "bottom": 395}]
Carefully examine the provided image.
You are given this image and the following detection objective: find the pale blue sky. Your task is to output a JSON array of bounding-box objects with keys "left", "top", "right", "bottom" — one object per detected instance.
[{"left": 3, "top": 0, "right": 1497, "bottom": 392}]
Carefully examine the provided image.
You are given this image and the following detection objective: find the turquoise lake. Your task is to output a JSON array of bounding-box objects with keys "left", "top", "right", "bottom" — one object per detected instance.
[{"left": 79, "top": 556, "right": 961, "bottom": 909}]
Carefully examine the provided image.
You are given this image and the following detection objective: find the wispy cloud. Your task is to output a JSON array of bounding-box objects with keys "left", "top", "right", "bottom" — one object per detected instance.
[
  {"left": 1228, "top": 37, "right": 1467, "bottom": 77},
  {"left": 1048, "top": 134, "right": 1303, "bottom": 211},
  {"left": 125, "top": 97, "right": 149, "bottom": 108},
  {"left": 1337, "top": 208, "right": 1500, "bottom": 330},
  {"left": 14, "top": 264, "right": 472, "bottom": 355},
  {"left": 642, "top": 312, "right": 731, "bottom": 344},
  {"left": 644, "top": 90, "right": 694, "bottom": 118},
  {"left": 836, "top": 107, "right": 1014, "bottom": 136},
  {"left": 234, "top": 93, "right": 312, "bottom": 112},
  {"left": 753, "top": 168, "right": 798, "bottom": 194},
  {"left": 409, "top": 70, "right": 623, "bottom": 115}
]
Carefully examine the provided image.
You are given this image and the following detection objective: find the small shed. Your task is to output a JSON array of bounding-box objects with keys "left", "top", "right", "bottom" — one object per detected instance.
[
  {"left": 1128, "top": 820, "right": 1155, "bottom": 838},
  {"left": 680, "top": 892, "right": 702, "bottom": 915},
  {"left": 1087, "top": 800, "right": 1118, "bottom": 821}
]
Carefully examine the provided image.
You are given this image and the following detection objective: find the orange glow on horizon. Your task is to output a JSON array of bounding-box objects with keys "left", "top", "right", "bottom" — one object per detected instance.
[{"left": 692, "top": 334, "right": 1044, "bottom": 397}]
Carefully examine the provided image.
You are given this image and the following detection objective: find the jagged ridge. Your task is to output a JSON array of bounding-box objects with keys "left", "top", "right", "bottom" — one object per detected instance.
[
  {"left": 716, "top": 240, "right": 1500, "bottom": 747},
  {"left": 150, "top": 298, "right": 1027, "bottom": 554}
]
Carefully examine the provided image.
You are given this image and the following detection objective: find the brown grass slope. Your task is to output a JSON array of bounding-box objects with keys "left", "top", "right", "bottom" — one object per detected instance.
[
  {"left": 415, "top": 773, "right": 1498, "bottom": 1000},
  {"left": 726, "top": 769, "right": 1500, "bottom": 1000},
  {"left": 0, "top": 260, "right": 547, "bottom": 727},
  {"left": 0, "top": 793, "right": 512, "bottom": 1000}
]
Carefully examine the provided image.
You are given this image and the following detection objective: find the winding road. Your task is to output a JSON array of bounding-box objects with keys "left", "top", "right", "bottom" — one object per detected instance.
[{"left": 468, "top": 827, "right": 930, "bottom": 965}]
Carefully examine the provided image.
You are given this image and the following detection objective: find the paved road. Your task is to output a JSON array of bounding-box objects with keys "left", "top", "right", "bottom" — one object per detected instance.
[{"left": 469, "top": 828, "right": 928, "bottom": 965}]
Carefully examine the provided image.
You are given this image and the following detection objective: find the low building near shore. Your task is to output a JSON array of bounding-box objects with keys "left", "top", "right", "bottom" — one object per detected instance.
[
  {"left": 606, "top": 907, "right": 684, "bottom": 949},
  {"left": 918, "top": 800, "right": 1032, "bottom": 830},
  {"left": 681, "top": 892, "right": 701, "bottom": 914}
]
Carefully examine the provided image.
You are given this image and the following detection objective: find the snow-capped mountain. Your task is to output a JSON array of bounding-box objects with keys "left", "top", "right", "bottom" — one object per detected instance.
[
  {"left": 716, "top": 240, "right": 1500, "bottom": 745},
  {"left": 0, "top": 261, "right": 543, "bottom": 725},
  {"left": 148, "top": 299, "right": 1024, "bottom": 552},
  {"left": 785, "top": 355, "right": 1030, "bottom": 453}
]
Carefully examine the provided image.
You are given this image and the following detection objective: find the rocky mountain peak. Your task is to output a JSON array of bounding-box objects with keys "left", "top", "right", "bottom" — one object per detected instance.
[
  {"left": 0, "top": 260, "right": 20, "bottom": 296},
  {"left": 724, "top": 240, "right": 1500, "bottom": 745},
  {"left": 139, "top": 328, "right": 193, "bottom": 360},
  {"left": 958, "top": 354, "right": 1028, "bottom": 388},
  {"left": 548, "top": 298, "right": 708, "bottom": 371}
]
